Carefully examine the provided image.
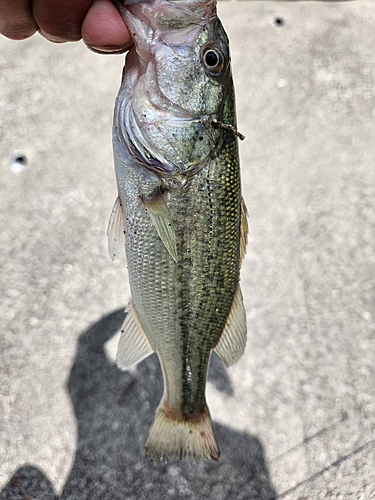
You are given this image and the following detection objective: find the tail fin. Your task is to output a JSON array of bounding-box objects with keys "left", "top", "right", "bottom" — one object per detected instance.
[{"left": 144, "top": 403, "right": 220, "bottom": 462}]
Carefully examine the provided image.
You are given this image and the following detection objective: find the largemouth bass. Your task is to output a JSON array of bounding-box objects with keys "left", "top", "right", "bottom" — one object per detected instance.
[{"left": 108, "top": 0, "right": 248, "bottom": 462}]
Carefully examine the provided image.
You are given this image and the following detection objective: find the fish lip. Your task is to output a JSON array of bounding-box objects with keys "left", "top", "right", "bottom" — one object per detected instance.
[{"left": 115, "top": 0, "right": 218, "bottom": 53}]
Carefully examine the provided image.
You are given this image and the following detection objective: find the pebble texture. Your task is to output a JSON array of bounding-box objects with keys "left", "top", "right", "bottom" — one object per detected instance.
[{"left": 1, "top": 1, "right": 374, "bottom": 499}]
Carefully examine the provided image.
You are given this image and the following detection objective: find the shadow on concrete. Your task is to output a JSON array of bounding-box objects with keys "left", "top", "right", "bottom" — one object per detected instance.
[{"left": 1, "top": 309, "right": 276, "bottom": 500}]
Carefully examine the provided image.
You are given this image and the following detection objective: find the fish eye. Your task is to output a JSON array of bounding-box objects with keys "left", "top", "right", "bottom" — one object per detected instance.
[{"left": 202, "top": 47, "right": 225, "bottom": 74}]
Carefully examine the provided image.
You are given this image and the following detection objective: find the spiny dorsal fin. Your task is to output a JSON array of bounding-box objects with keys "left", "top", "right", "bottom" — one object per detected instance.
[
  {"left": 240, "top": 197, "right": 249, "bottom": 265},
  {"left": 117, "top": 302, "right": 155, "bottom": 370},
  {"left": 107, "top": 196, "right": 125, "bottom": 261},
  {"left": 141, "top": 187, "right": 178, "bottom": 263},
  {"left": 214, "top": 285, "right": 247, "bottom": 367}
]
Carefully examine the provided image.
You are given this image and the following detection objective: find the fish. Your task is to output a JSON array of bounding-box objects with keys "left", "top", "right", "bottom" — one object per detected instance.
[{"left": 108, "top": 0, "right": 248, "bottom": 462}]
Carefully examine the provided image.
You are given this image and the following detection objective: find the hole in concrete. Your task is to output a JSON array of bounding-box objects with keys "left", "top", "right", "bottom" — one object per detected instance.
[
  {"left": 273, "top": 17, "right": 285, "bottom": 28},
  {"left": 10, "top": 152, "right": 28, "bottom": 173},
  {"left": 14, "top": 154, "right": 27, "bottom": 165}
]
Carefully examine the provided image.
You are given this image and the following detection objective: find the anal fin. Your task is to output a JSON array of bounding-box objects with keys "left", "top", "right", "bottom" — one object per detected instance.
[
  {"left": 107, "top": 196, "right": 125, "bottom": 261},
  {"left": 117, "top": 302, "right": 154, "bottom": 370},
  {"left": 141, "top": 187, "right": 178, "bottom": 262},
  {"left": 214, "top": 285, "right": 247, "bottom": 367}
]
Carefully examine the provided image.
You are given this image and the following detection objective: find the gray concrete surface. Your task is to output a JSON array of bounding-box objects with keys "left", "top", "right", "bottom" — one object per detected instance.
[{"left": 1, "top": 1, "right": 374, "bottom": 499}]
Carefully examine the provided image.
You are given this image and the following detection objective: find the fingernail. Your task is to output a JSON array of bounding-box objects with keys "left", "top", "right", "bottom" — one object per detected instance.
[{"left": 86, "top": 44, "right": 129, "bottom": 55}]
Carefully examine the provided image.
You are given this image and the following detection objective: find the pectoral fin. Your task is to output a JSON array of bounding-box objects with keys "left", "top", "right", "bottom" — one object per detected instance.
[
  {"left": 240, "top": 197, "right": 249, "bottom": 265},
  {"left": 141, "top": 187, "right": 178, "bottom": 262},
  {"left": 107, "top": 196, "right": 125, "bottom": 261},
  {"left": 117, "top": 302, "right": 155, "bottom": 370},
  {"left": 214, "top": 285, "right": 247, "bottom": 367}
]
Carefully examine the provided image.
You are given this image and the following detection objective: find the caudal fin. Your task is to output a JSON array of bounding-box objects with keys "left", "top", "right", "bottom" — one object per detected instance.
[{"left": 144, "top": 403, "right": 220, "bottom": 462}]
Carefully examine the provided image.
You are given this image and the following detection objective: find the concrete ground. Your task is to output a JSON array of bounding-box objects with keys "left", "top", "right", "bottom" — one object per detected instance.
[{"left": 1, "top": 1, "right": 374, "bottom": 499}]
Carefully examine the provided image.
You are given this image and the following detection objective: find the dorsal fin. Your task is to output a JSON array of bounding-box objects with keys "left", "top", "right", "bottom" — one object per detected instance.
[
  {"left": 214, "top": 285, "right": 247, "bottom": 367},
  {"left": 240, "top": 197, "right": 248, "bottom": 265}
]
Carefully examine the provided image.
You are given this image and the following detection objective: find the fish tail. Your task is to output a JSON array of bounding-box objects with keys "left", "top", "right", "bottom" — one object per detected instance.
[{"left": 144, "top": 401, "right": 220, "bottom": 462}]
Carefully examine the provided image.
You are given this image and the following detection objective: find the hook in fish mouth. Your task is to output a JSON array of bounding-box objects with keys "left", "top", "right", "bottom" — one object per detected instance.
[
  {"left": 198, "top": 115, "right": 245, "bottom": 141},
  {"left": 211, "top": 119, "right": 245, "bottom": 141}
]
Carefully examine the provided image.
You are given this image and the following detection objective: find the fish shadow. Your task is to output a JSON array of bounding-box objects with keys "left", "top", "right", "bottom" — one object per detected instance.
[{"left": 1, "top": 309, "right": 277, "bottom": 500}]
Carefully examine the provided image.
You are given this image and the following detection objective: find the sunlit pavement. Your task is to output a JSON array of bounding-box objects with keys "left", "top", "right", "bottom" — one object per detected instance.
[{"left": 1, "top": 2, "right": 374, "bottom": 499}]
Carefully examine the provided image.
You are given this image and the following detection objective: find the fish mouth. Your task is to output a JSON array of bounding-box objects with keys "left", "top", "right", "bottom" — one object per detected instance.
[
  {"left": 114, "top": 0, "right": 217, "bottom": 64},
  {"left": 113, "top": 0, "right": 224, "bottom": 183}
]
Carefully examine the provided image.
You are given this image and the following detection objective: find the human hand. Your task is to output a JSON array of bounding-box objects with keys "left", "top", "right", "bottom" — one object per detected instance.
[{"left": 0, "top": 0, "right": 132, "bottom": 54}]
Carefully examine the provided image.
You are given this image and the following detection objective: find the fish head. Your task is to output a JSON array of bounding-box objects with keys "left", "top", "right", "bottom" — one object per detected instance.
[{"left": 114, "top": 0, "right": 235, "bottom": 180}]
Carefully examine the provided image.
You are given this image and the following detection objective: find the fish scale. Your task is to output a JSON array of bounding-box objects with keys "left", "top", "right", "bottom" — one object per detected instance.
[{"left": 109, "top": 0, "right": 247, "bottom": 461}]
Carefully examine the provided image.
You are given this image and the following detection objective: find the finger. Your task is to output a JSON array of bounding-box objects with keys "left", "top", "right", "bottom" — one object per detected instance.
[
  {"left": 32, "top": 0, "right": 92, "bottom": 42},
  {"left": 82, "top": 0, "right": 132, "bottom": 54},
  {"left": 0, "top": 0, "right": 38, "bottom": 40}
]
